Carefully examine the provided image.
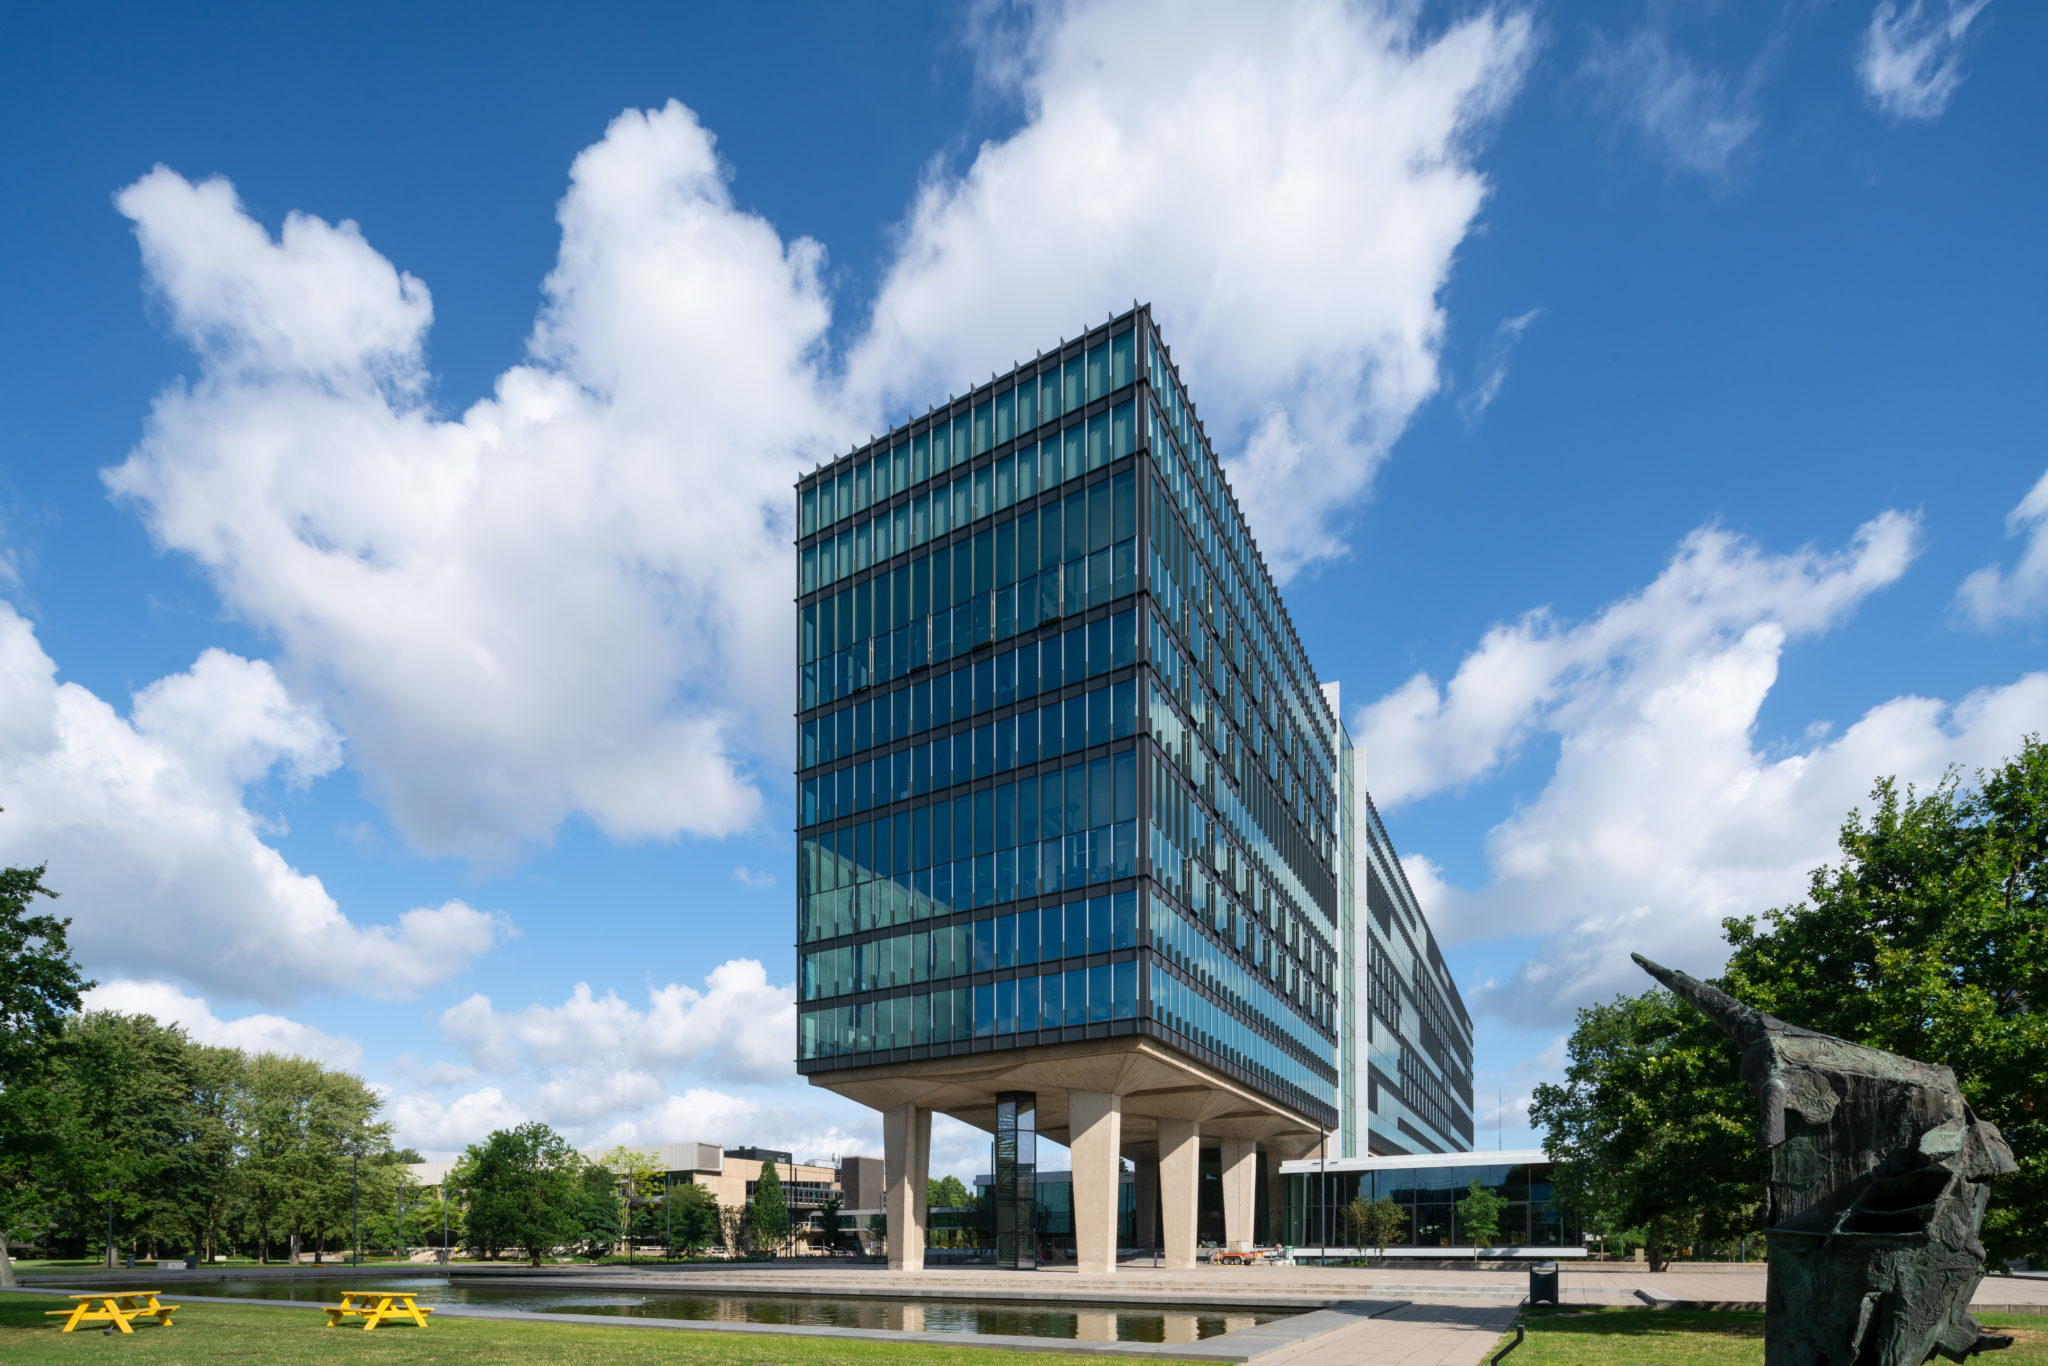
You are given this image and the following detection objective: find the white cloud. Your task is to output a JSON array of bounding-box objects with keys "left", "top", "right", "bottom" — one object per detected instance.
[
  {"left": 388, "top": 1081, "right": 877, "bottom": 1166},
  {"left": 1856, "top": 0, "right": 1992, "bottom": 121},
  {"left": 630, "top": 1088, "right": 876, "bottom": 1165},
  {"left": 1354, "top": 512, "right": 2048, "bottom": 1024},
  {"left": 393, "top": 1056, "right": 480, "bottom": 1091},
  {"left": 386, "top": 1086, "right": 528, "bottom": 1157},
  {"left": 106, "top": 105, "right": 838, "bottom": 864},
  {"left": 1460, "top": 308, "right": 1542, "bottom": 423},
  {"left": 1356, "top": 512, "right": 1921, "bottom": 805},
  {"left": 1956, "top": 466, "right": 2048, "bottom": 627},
  {"left": 850, "top": 0, "right": 1536, "bottom": 578},
  {"left": 0, "top": 604, "right": 504, "bottom": 1005},
  {"left": 1582, "top": 24, "right": 1763, "bottom": 185},
  {"left": 84, "top": 979, "right": 363, "bottom": 1070},
  {"left": 440, "top": 957, "right": 794, "bottom": 1091},
  {"left": 102, "top": 4, "right": 1538, "bottom": 877},
  {"left": 731, "top": 865, "right": 775, "bottom": 888},
  {"left": 375, "top": 960, "right": 911, "bottom": 1162}
]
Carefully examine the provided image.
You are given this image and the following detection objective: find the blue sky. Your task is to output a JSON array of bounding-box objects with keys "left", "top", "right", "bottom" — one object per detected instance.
[{"left": 2, "top": 0, "right": 2041, "bottom": 1177}]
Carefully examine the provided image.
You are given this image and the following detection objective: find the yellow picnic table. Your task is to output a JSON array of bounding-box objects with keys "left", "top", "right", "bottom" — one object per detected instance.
[
  {"left": 47, "top": 1290, "right": 179, "bottom": 1333},
  {"left": 323, "top": 1289, "right": 435, "bottom": 1330}
]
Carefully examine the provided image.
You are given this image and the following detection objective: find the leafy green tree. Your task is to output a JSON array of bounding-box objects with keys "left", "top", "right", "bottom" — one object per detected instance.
[
  {"left": 174, "top": 1044, "right": 246, "bottom": 1263},
  {"left": 1342, "top": 1197, "right": 1407, "bottom": 1256},
  {"left": 668, "top": 1181, "right": 719, "bottom": 1254},
  {"left": 1529, "top": 989, "right": 1762, "bottom": 1271},
  {"left": 0, "top": 866, "right": 90, "bottom": 1085},
  {"left": 750, "top": 1159, "right": 790, "bottom": 1252},
  {"left": 456, "top": 1123, "right": 583, "bottom": 1266},
  {"left": 238, "top": 1054, "right": 323, "bottom": 1263},
  {"left": 597, "top": 1145, "right": 664, "bottom": 1256},
  {"left": 1455, "top": 1179, "right": 1508, "bottom": 1255},
  {"left": 46, "top": 1012, "right": 197, "bottom": 1266},
  {"left": 0, "top": 863, "right": 90, "bottom": 1287},
  {"left": 233, "top": 1053, "right": 390, "bottom": 1263},
  {"left": 927, "top": 1174, "right": 972, "bottom": 1208},
  {"left": 1720, "top": 741, "right": 2048, "bottom": 1264},
  {"left": 569, "top": 1161, "right": 621, "bottom": 1260}
]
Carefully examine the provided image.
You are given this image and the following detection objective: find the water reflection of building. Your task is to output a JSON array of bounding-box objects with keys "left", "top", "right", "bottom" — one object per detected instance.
[{"left": 1279, "top": 1149, "right": 1581, "bottom": 1256}]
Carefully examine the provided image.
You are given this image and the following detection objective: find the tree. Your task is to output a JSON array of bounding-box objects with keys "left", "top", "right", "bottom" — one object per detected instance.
[
  {"left": 456, "top": 1123, "right": 583, "bottom": 1267},
  {"left": 233, "top": 1053, "right": 390, "bottom": 1264},
  {"left": 45, "top": 1012, "right": 196, "bottom": 1267},
  {"left": 597, "top": 1146, "right": 664, "bottom": 1258},
  {"left": 717, "top": 1199, "right": 752, "bottom": 1256},
  {"left": 1342, "top": 1197, "right": 1407, "bottom": 1257},
  {"left": 569, "top": 1162, "right": 622, "bottom": 1260},
  {"left": 816, "top": 1191, "right": 843, "bottom": 1251},
  {"left": 0, "top": 866, "right": 91, "bottom": 1086},
  {"left": 668, "top": 1182, "right": 719, "bottom": 1254},
  {"left": 1720, "top": 741, "right": 2048, "bottom": 1265},
  {"left": 1529, "top": 989, "right": 1762, "bottom": 1271},
  {"left": 1456, "top": 1179, "right": 1508, "bottom": 1257},
  {"left": 0, "top": 863, "right": 91, "bottom": 1287},
  {"left": 927, "top": 1174, "right": 972, "bottom": 1208},
  {"left": 750, "top": 1159, "right": 790, "bottom": 1253}
]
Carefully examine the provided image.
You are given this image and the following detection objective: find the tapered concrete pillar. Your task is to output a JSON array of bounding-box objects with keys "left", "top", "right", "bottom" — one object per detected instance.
[
  {"left": 1264, "top": 1147, "right": 1286, "bottom": 1247},
  {"left": 1157, "top": 1117, "right": 1199, "bottom": 1270},
  {"left": 1133, "top": 1157, "right": 1158, "bottom": 1253},
  {"left": 913, "top": 1104, "right": 931, "bottom": 1250},
  {"left": 1219, "top": 1137, "right": 1258, "bottom": 1252},
  {"left": 884, "top": 1102, "right": 929, "bottom": 1271},
  {"left": 1069, "top": 1090, "right": 1123, "bottom": 1274}
]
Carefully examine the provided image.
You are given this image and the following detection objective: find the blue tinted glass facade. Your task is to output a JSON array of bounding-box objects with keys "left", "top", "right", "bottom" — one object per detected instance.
[
  {"left": 1346, "top": 795, "right": 1475, "bottom": 1155},
  {"left": 795, "top": 306, "right": 1343, "bottom": 1129}
]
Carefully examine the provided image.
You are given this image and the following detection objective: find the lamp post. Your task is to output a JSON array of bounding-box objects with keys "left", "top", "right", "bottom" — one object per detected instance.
[
  {"left": 105, "top": 1183, "right": 114, "bottom": 1270},
  {"left": 352, "top": 1151, "right": 360, "bottom": 1268},
  {"left": 441, "top": 1179, "right": 449, "bottom": 1264}
]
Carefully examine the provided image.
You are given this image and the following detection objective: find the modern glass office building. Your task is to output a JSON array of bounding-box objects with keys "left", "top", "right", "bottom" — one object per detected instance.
[
  {"left": 1338, "top": 793, "right": 1475, "bottom": 1157},
  {"left": 795, "top": 306, "right": 1346, "bottom": 1273}
]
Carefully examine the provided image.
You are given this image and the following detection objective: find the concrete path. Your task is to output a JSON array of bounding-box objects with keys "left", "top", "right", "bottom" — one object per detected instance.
[{"left": 1249, "top": 1303, "right": 1520, "bottom": 1366}]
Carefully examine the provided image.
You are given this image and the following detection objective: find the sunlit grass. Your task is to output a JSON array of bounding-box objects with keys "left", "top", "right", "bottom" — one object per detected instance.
[
  {"left": 0, "top": 1294, "right": 1205, "bottom": 1365},
  {"left": 1490, "top": 1308, "right": 2048, "bottom": 1365}
]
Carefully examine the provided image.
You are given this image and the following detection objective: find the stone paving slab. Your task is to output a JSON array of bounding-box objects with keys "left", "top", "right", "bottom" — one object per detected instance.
[{"left": 1248, "top": 1302, "right": 1521, "bottom": 1366}]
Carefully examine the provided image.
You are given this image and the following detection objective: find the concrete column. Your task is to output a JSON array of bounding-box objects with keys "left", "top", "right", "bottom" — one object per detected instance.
[
  {"left": 1157, "top": 1117, "right": 1199, "bottom": 1270},
  {"left": 913, "top": 1107, "right": 931, "bottom": 1243},
  {"left": 1069, "top": 1090, "right": 1123, "bottom": 1274},
  {"left": 1219, "top": 1137, "right": 1258, "bottom": 1252},
  {"left": 884, "top": 1102, "right": 928, "bottom": 1272},
  {"left": 1133, "top": 1157, "right": 1158, "bottom": 1254},
  {"left": 1264, "top": 1147, "right": 1286, "bottom": 1247}
]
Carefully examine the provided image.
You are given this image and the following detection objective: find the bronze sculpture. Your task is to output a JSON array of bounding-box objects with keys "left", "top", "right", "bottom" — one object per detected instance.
[{"left": 1633, "top": 954, "right": 2015, "bottom": 1364}]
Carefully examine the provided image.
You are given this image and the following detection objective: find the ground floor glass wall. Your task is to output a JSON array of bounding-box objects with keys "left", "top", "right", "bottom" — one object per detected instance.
[{"left": 1283, "top": 1163, "right": 1573, "bottom": 1249}]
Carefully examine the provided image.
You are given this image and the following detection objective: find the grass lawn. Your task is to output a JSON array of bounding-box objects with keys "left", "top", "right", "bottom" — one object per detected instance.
[
  {"left": 0, "top": 1295, "right": 1207, "bottom": 1365},
  {"left": 1491, "top": 1308, "right": 2048, "bottom": 1365}
]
